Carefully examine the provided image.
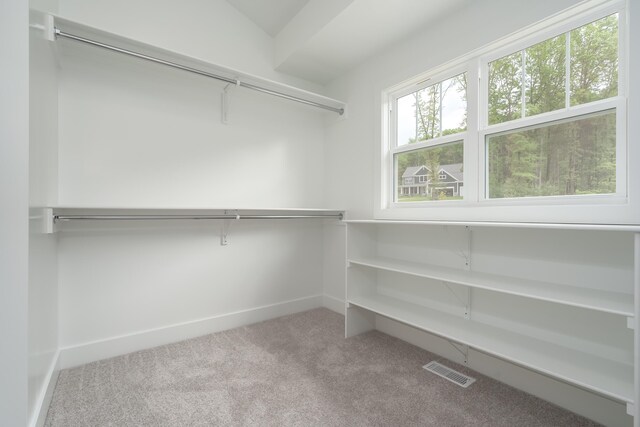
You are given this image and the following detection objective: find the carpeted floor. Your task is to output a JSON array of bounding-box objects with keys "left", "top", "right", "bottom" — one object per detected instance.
[{"left": 45, "top": 308, "right": 600, "bottom": 426}]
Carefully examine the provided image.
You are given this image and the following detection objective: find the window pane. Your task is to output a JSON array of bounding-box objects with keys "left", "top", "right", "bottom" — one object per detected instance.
[
  {"left": 397, "top": 93, "right": 417, "bottom": 146},
  {"left": 441, "top": 74, "right": 467, "bottom": 135},
  {"left": 525, "top": 34, "right": 566, "bottom": 117},
  {"left": 570, "top": 14, "right": 618, "bottom": 106},
  {"left": 395, "top": 141, "right": 464, "bottom": 202},
  {"left": 417, "top": 84, "right": 441, "bottom": 140},
  {"left": 489, "top": 51, "right": 523, "bottom": 125},
  {"left": 487, "top": 110, "right": 616, "bottom": 199}
]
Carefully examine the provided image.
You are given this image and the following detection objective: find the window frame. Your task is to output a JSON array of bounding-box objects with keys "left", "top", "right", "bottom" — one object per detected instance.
[
  {"left": 388, "top": 64, "right": 470, "bottom": 208},
  {"left": 378, "top": 0, "right": 629, "bottom": 223}
]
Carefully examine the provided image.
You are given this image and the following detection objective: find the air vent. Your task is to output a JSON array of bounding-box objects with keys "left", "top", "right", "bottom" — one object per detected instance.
[{"left": 423, "top": 361, "right": 476, "bottom": 388}]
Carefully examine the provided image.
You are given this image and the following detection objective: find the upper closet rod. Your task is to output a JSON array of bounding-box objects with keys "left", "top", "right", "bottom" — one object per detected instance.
[
  {"left": 54, "top": 214, "right": 343, "bottom": 222},
  {"left": 54, "top": 28, "right": 345, "bottom": 116}
]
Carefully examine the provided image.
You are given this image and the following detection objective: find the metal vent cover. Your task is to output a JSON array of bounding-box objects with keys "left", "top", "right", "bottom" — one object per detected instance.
[{"left": 423, "top": 361, "right": 476, "bottom": 388}]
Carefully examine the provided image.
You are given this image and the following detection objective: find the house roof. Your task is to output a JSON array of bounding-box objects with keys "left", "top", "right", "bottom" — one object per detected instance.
[
  {"left": 401, "top": 165, "right": 427, "bottom": 178},
  {"left": 439, "top": 163, "right": 463, "bottom": 182}
]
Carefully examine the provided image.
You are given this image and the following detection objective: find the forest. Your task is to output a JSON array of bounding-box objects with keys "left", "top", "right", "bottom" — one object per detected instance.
[{"left": 396, "top": 14, "right": 618, "bottom": 202}]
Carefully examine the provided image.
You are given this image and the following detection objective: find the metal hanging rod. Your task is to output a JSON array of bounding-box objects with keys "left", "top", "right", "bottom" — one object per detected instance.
[
  {"left": 54, "top": 214, "right": 343, "bottom": 222},
  {"left": 54, "top": 28, "right": 344, "bottom": 115}
]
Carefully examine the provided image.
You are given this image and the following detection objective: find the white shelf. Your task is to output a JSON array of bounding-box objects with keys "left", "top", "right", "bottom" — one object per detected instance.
[
  {"left": 51, "top": 206, "right": 344, "bottom": 215},
  {"left": 348, "top": 256, "right": 633, "bottom": 316},
  {"left": 51, "top": 16, "right": 346, "bottom": 115},
  {"left": 348, "top": 293, "right": 634, "bottom": 403},
  {"left": 345, "top": 219, "right": 640, "bottom": 232}
]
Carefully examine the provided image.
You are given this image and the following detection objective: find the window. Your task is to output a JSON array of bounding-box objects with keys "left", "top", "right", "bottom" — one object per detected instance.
[
  {"left": 393, "top": 73, "right": 467, "bottom": 203},
  {"left": 485, "top": 14, "right": 619, "bottom": 199},
  {"left": 381, "top": 2, "right": 627, "bottom": 222}
]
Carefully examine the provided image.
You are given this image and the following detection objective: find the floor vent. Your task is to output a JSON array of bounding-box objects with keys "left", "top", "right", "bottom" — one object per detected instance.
[{"left": 423, "top": 361, "right": 476, "bottom": 388}]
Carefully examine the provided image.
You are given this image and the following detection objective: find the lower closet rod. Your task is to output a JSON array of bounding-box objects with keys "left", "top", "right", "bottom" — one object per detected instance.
[{"left": 54, "top": 214, "right": 343, "bottom": 222}]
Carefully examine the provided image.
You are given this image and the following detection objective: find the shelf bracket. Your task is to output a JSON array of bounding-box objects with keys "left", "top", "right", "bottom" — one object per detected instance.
[
  {"left": 220, "top": 210, "right": 240, "bottom": 246},
  {"left": 627, "top": 317, "right": 634, "bottom": 330},
  {"left": 448, "top": 341, "right": 469, "bottom": 364},
  {"left": 443, "top": 281, "right": 471, "bottom": 320},
  {"left": 627, "top": 402, "right": 634, "bottom": 416},
  {"left": 221, "top": 81, "right": 239, "bottom": 125},
  {"left": 464, "top": 226, "right": 472, "bottom": 270},
  {"left": 444, "top": 225, "right": 471, "bottom": 270}
]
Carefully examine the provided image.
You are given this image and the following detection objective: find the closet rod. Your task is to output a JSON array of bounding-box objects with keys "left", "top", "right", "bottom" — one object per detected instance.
[
  {"left": 54, "top": 214, "right": 343, "bottom": 222},
  {"left": 54, "top": 29, "right": 345, "bottom": 115}
]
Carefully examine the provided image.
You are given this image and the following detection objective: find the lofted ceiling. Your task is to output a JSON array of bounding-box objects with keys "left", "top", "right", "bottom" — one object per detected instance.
[
  {"left": 225, "top": 0, "right": 310, "bottom": 37},
  {"left": 226, "top": 0, "right": 471, "bottom": 84}
]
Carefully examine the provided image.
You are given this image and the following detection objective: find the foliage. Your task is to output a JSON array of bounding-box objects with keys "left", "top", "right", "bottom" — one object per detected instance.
[
  {"left": 487, "top": 14, "right": 618, "bottom": 198},
  {"left": 396, "top": 14, "right": 618, "bottom": 202}
]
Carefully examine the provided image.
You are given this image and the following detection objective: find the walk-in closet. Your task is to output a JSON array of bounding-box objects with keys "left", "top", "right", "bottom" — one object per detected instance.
[{"left": 2, "top": 0, "right": 639, "bottom": 426}]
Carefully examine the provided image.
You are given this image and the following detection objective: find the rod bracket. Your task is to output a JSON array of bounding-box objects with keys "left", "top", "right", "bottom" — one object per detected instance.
[{"left": 220, "top": 210, "right": 240, "bottom": 246}]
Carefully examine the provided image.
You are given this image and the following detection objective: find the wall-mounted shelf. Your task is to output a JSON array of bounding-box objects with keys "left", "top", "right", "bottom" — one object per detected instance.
[
  {"left": 50, "top": 16, "right": 346, "bottom": 116},
  {"left": 348, "top": 293, "right": 633, "bottom": 403},
  {"left": 348, "top": 256, "right": 633, "bottom": 316},
  {"left": 345, "top": 221, "right": 638, "bottom": 415},
  {"left": 345, "top": 219, "right": 640, "bottom": 232},
  {"left": 33, "top": 207, "right": 343, "bottom": 234}
]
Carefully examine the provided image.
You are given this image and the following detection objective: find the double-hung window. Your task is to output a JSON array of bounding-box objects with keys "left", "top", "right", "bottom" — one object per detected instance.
[{"left": 381, "top": 1, "right": 627, "bottom": 223}]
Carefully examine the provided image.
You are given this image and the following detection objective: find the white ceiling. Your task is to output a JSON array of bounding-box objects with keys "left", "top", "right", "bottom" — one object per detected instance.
[
  {"left": 226, "top": 0, "right": 471, "bottom": 84},
  {"left": 226, "top": 0, "right": 310, "bottom": 37}
]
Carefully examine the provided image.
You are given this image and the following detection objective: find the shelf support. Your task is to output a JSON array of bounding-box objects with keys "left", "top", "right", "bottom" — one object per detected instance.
[
  {"left": 221, "top": 81, "right": 239, "bottom": 125},
  {"left": 464, "top": 226, "right": 472, "bottom": 270},
  {"left": 220, "top": 210, "right": 240, "bottom": 246},
  {"left": 443, "top": 281, "right": 471, "bottom": 320},
  {"left": 448, "top": 341, "right": 469, "bottom": 364}
]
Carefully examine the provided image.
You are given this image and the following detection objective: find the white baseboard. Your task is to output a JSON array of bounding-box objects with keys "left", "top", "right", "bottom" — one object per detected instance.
[
  {"left": 29, "top": 349, "right": 60, "bottom": 427},
  {"left": 322, "top": 294, "right": 345, "bottom": 315},
  {"left": 375, "top": 316, "right": 631, "bottom": 427},
  {"left": 59, "top": 294, "right": 323, "bottom": 369}
]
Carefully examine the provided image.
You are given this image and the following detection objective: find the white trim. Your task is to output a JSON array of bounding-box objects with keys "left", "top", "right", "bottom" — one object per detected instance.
[
  {"left": 322, "top": 294, "right": 345, "bottom": 315},
  {"left": 29, "top": 350, "right": 60, "bottom": 427},
  {"left": 392, "top": 132, "right": 466, "bottom": 154},
  {"left": 58, "top": 295, "right": 323, "bottom": 369}
]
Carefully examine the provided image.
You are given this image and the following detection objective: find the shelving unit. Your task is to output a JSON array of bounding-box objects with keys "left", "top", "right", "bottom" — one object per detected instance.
[
  {"left": 49, "top": 15, "right": 347, "bottom": 116},
  {"left": 33, "top": 207, "right": 344, "bottom": 234},
  {"left": 345, "top": 220, "right": 639, "bottom": 413},
  {"left": 348, "top": 256, "right": 633, "bottom": 316}
]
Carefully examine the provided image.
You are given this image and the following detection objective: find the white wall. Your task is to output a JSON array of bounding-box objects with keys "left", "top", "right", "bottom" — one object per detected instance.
[
  {"left": 55, "top": 0, "right": 335, "bottom": 367},
  {"left": 28, "top": 2, "right": 60, "bottom": 425},
  {"left": 0, "top": 0, "right": 30, "bottom": 426},
  {"left": 57, "top": 0, "right": 324, "bottom": 93},
  {"left": 323, "top": 0, "right": 635, "bottom": 425},
  {"left": 323, "top": 0, "right": 586, "bottom": 219}
]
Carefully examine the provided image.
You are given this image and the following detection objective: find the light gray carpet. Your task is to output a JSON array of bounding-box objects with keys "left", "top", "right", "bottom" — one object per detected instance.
[{"left": 46, "top": 308, "right": 600, "bottom": 426}]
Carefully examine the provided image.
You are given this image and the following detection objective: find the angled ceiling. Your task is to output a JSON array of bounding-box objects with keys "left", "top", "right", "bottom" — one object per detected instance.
[
  {"left": 225, "top": 0, "right": 311, "bottom": 37},
  {"left": 227, "top": 0, "right": 471, "bottom": 84}
]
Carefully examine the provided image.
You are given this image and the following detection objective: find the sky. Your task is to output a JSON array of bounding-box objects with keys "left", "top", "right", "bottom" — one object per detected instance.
[{"left": 396, "top": 76, "right": 466, "bottom": 147}]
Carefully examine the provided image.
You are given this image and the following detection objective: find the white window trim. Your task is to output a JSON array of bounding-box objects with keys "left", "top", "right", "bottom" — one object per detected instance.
[{"left": 376, "top": 0, "right": 633, "bottom": 224}]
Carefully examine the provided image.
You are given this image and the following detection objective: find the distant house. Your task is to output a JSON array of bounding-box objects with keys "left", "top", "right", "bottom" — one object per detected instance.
[
  {"left": 399, "top": 163, "right": 464, "bottom": 198},
  {"left": 400, "top": 166, "right": 429, "bottom": 196}
]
